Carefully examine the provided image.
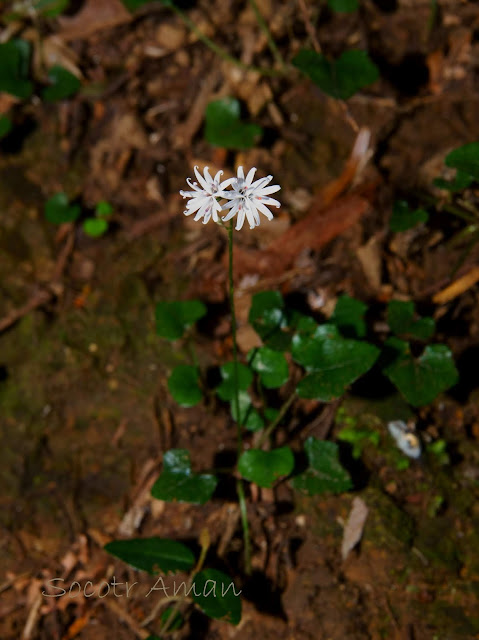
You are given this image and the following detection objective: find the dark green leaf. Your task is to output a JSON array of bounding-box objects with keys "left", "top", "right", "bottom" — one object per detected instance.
[
  {"left": 387, "top": 299, "right": 435, "bottom": 340},
  {"left": 216, "top": 362, "right": 253, "bottom": 401},
  {"left": 159, "top": 608, "right": 183, "bottom": 631},
  {"left": 35, "top": 0, "right": 70, "bottom": 18},
  {"left": 45, "top": 192, "right": 81, "bottom": 224},
  {"left": 151, "top": 449, "right": 217, "bottom": 504},
  {"left": 83, "top": 218, "right": 108, "bottom": 237},
  {"left": 389, "top": 200, "right": 429, "bottom": 232},
  {"left": 121, "top": 0, "right": 162, "bottom": 10},
  {"left": 249, "top": 346, "right": 289, "bottom": 388},
  {"left": 230, "top": 391, "right": 264, "bottom": 431},
  {"left": 291, "top": 437, "right": 352, "bottom": 495},
  {"left": 292, "top": 325, "right": 380, "bottom": 401},
  {"left": 0, "top": 115, "right": 12, "bottom": 139},
  {"left": 445, "top": 142, "right": 479, "bottom": 180},
  {"left": 248, "top": 290, "right": 290, "bottom": 351},
  {"left": 433, "top": 172, "right": 473, "bottom": 192},
  {"left": 155, "top": 300, "right": 207, "bottom": 340},
  {"left": 238, "top": 447, "right": 294, "bottom": 488},
  {"left": 0, "top": 39, "right": 33, "bottom": 99},
  {"left": 42, "top": 65, "right": 81, "bottom": 101},
  {"left": 384, "top": 344, "right": 458, "bottom": 407},
  {"left": 205, "top": 97, "right": 262, "bottom": 150},
  {"left": 168, "top": 365, "right": 202, "bottom": 407},
  {"left": 328, "top": 0, "right": 358, "bottom": 11},
  {"left": 191, "top": 569, "right": 241, "bottom": 625},
  {"left": 293, "top": 49, "right": 379, "bottom": 100},
  {"left": 96, "top": 200, "right": 114, "bottom": 217},
  {"left": 331, "top": 294, "right": 367, "bottom": 338},
  {"left": 104, "top": 537, "right": 195, "bottom": 574}
]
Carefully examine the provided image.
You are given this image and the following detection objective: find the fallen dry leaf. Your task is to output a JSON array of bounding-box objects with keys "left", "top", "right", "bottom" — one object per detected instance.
[{"left": 341, "top": 496, "right": 369, "bottom": 561}]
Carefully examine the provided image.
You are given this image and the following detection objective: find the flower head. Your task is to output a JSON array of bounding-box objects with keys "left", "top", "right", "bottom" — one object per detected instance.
[
  {"left": 221, "top": 166, "right": 281, "bottom": 230},
  {"left": 180, "top": 166, "right": 233, "bottom": 224}
]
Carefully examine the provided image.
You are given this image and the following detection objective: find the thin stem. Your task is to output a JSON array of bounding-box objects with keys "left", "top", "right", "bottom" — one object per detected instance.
[
  {"left": 169, "top": 3, "right": 285, "bottom": 77},
  {"left": 236, "top": 479, "right": 252, "bottom": 575},
  {"left": 228, "top": 221, "right": 242, "bottom": 453},
  {"left": 247, "top": 0, "right": 285, "bottom": 67},
  {"left": 256, "top": 389, "right": 296, "bottom": 448}
]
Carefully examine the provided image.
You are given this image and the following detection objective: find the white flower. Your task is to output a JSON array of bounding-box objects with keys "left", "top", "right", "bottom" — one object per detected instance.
[
  {"left": 180, "top": 166, "right": 234, "bottom": 224},
  {"left": 221, "top": 166, "right": 281, "bottom": 230}
]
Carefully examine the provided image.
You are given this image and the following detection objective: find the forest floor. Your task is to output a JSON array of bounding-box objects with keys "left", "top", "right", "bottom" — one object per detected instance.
[{"left": 1, "top": 0, "right": 479, "bottom": 639}]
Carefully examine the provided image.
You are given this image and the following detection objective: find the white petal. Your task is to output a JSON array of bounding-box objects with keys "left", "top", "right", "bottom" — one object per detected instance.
[
  {"left": 245, "top": 167, "right": 257, "bottom": 186},
  {"left": 221, "top": 199, "right": 238, "bottom": 210},
  {"left": 194, "top": 166, "right": 211, "bottom": 192},
  {"left": 255, "top": 200, "right": 274, "bottom": 220},
  {"left": 258, "top": 196, "right": 281, "bottom": 208},
  {"left": 213, "top": 169, "right": 224, "bottom": 184},
  {"left": 222, "top": 201, "right": 240, "bottom": 222},
  {"left": 256, "top": 184, "right": 281, "bottom": 196},
  {"left": 235, "top": 206, "right": 246, "bottom": 230},
  {"left": 250, "top": 175, "right": 272, "bottom": 190},
  {"left": 237, "top": 166, "right": 245, "bottom": 180},
  {"left": 186, "top": 177, "right": 203, "bottom": 192},
  {"left": 245, "top": 201, "right": 260, "bottom": 228}
]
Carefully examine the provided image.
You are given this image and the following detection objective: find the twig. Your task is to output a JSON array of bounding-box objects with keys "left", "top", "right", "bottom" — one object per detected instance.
[{"left": 297, "top": 0, "right": 321, "bottom": 53}]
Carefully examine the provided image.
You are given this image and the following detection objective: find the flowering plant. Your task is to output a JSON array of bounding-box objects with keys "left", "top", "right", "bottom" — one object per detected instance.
[{"left": 180, "top": 165, "right": 281, "bottom": 230}]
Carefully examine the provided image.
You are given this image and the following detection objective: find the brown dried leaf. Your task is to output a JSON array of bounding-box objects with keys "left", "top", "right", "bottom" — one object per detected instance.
[{"left": 341, "top": 496, "right": 369, "bottom": 561}]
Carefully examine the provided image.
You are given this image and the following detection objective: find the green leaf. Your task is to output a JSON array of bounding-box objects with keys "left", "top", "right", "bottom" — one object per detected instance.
[
  {"left": 151, "top": 449, "right": 217, "bottom": 504},
  {"left": 205, "top": 97, "right": 262, "bottom": 150},
  {"left": 168, "top": 365, "right": 202, "bottom": 407},
  {"left": 216, "top": 362, "right": 253, "bottom": 401},
  {"left": 121, "top": 0, "right": 160, "bottom": 10},
  {"left": 384, "top": 344, "right": 458, "bottom": 407},
  {"left": 331, "top": 294, "right": 367, "bottom": 338},
  {"left": 191, "top": 569, "right": 241, "bottom": 625},
  {"left": 387, "top": 299, "right": 435, "bottom": 340},
  {"left": 83, "top": 218, "right": 108, "bottom": 237},
  {"left": 42, "top": 65, "right": 81, "bottom": 101},
  {"left": 230, "top": 391, "right": 264, "bottom": 431},
  {"left": 0, "top": 39, "right": 33, "bottom": 99},
  {"left": 159, "top": 608, "right": 183, "bottom": 631},
  {"left": 155, "top": 300, "right": 207, "bottom": 340},
  {"left": 389, "top": 200, "right": 429, "bottom": 232},
  {"left": 95, "top": 200, "right": 114, "bottom": 218},
  {"left": 238, "top": 447, "right": 294, "bottom": 488},
  {"left": 249, "top": 346, "right": 289, "bottom": 388},
  {"left": 104, "top": 537, "right": 195, "bottom": 574},
  {"left": 248, "top": 290, "right": 290, "bottom": 351},
  {"left": 45, "top": 192, "right": 81, "bottom": 224},
  {"left": 293, "top": 49, "right": 379, "bottom": 100},
  {"left": 328, "top": 0, "right": 358, "bottom": 11},
  {"left": 292, "top": 325, "right": 380, "bottom": 401},
  {"left": 337, "top": 427, "right": 380, "bottom": 459},
  {"left": 0, "top": 115, "right": 12, "bottom": 139},
  {"left": 433, "top": 172, "right": 473, "bottom": 192},
  {"left": 445, "top": 142, "right": 479, "bottom": 180},
  {"left": 34, "top": 0, "right": 70, "bottom": 18},
  {"left": 291, "top": 438, "right": 352, "bottom": 495}
]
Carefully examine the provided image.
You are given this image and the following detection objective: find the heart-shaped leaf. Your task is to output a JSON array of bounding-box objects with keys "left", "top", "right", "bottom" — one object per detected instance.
[
  {"left": 216, "top": 362, "right": 253, "bottom": 401},
  {"left": 331, "top": 295, "right": 367, "bottom": 338},
  {"left": 387, "top": 300, "right": 435, "bottom": 340},
  {"left": 291, "top": 437, "right": 352, "bottom": 495},
  {"left": 42, "top": 65, "right": 81, "bottom": 101},
  {"left": 384, "top": 344, "right": 458, "bottom": 407},
  {"left": 104, "top": 537, "right": 195, "bottom": 574},
  {"left": 230, "top": 391, "right": 264, "bottom": 431},
  {"left": 445, "top": 142, "right": 479, "bottom": 180},
  {"left": 168, "top": 365, "right": 202, "bottom": 407},
  {"left": 238, "top": 447, "right": 294, "bottom": 488},
  {"left": 248, "top": 290, "right": 290, "bottom": 351},
  {"left": 205, "top": 97, "right": 262, "bottom": 150},
  {"left": 83, "top": 218, "right": 108, "bottom": 237},
  {"left": 155, "top": 300, "right": 207, "bottom": 340},
  {"left": 293, "top": 49, "right": 379, "bottom": 100},
  {"left": 0, "top": 39, "right": 33, "bottom": 99},
  {"left": 292, "top": 325, "right": 380, "bottom": 401},
  {"left": 389, "top": 200, "right": 429, "bottom": 232},
  {"left": 45, "top": 192, "right": 81, "bottom": 224},
  {"left": 151, "top": 449, "right": 217, "bottom": 504},
  {"left": 191, "top": 569, "right": 241, "bottom": 625},
  {"left": 249, "top": 346, "right": 289, "bottom": 388}
]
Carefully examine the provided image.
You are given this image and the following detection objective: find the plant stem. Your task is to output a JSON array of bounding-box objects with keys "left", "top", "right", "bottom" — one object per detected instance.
[
  {"left": 169, "top": 3, "right": 285, "bottom": 77},
  {"left": 236, "top": 479, "right": 252, "bottom": 575},
  {"left": 256, "top": 389, "right": 296, "bottom": 448},
  {"left": 227, "top": 221, "right": 252, "bottom": 575},
  {"left": 247, "top": 0, "right": 285, "bottom": 68}
]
